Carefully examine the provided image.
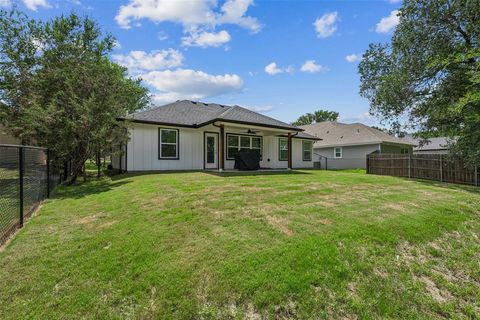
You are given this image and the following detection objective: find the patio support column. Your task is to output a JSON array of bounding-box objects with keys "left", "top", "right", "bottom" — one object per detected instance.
[
  {"left": 287, "top": 132, "right": 292, "bottom": 169},
  {"left": 219, "top": 125, "right": 225, "bottom": 171}
]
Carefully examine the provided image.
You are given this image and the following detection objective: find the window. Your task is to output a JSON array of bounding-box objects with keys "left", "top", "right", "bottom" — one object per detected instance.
[
  {"left": 159, "top": 128, "right": 179, "bottom": 159},
  {"left": 401, "top": 147, "right": 410, "bottom": 154},
  {"left": 302, "top": 140, "right": 313, "bottom": 161},
  {"left": 334, "top": 147, "right": 342, "bottom": 159},
  {"left": 279, "top": 138, "right": 288, "bottom": 161},
  {"left": 226, "top": 134, "right": 263, "bottom": 160}
]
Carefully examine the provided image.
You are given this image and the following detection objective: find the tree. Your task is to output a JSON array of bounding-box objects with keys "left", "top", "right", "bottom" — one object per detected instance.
[
  {"left": 358, "top": 0, "right": 480, "bottom": 165},
  {"left": 292, "top": 109, "right": 339, "bottom": 126},
  {"left": 0, "top": 10, "right": 150, "bottom": 183}
]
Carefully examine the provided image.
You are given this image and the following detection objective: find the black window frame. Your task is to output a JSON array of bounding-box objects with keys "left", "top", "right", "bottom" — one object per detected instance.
[
  {"left": 302, "top": 140, "right": 313, "bottom": 161},
  {"left": 278, "top": 137, "right": 288, "bottom": 161},
  {"left": 226, "top": 133, "right": 263, "bottom": 160},
  {"left": 158, "top": 128, "right": 179, "bottom": 160}
]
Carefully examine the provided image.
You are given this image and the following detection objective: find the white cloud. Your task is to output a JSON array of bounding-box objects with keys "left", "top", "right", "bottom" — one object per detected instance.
[
  {"left": 22, "top": 0, "right": 50, "bottom": 10},
  {"left": 142, "top": 69, "right": 243, "bottom": 104},
  {"left": 115, "top": 0, "right": 260, "bottom": 33},
  {"left": 264, "top": 62, "right": 294, "bottom": 75},
  {"left": 158, "top": 31, "right": 168, "bottom": 41},
  {"left": 313, "top": 12, "right": 338, "bottom": 38},
  {"left": 217, "top": 0, "right": 261, "bottom": 33},
  {"left": 340, "top": 112, "right": 377, "bottom": 126},
  {"left": 345, "top": 53, "right": 362, "bottom": 63},
  {"left": 264, "top": 62, "right": 282, "bottom": 75},
  {"left": 0, "top": 0, "right": 11, "bottom": 7},
  {"left": 245, "top": 105, "right": 273, "bottom": 113},
  {"left": 182, "top": 30, "right": 231, "bottom": 48},
  {"left": 388, "top": 0, "right": 402, "bottom": 3},
  {"left": 376, "top": 10, "right": 400, "bottom": 33},
  {"left": 112, "top": 49, "right": 183, "bottom": 73},
  {"left": 300, "top": 60, "right": 327, "bottom": 73}
]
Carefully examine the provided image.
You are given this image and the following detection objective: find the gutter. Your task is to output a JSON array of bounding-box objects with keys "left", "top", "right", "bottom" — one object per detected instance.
[{"left": 117, "top": 117, "right": 303, "bottom": 132}]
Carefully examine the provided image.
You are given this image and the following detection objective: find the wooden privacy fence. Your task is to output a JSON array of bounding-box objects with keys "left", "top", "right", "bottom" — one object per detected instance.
[{"left": 366, "top": 153, "right": 479, "bottom": 186}]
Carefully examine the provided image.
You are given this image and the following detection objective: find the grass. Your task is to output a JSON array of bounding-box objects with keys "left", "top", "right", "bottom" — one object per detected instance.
[{"left": 0, "top": 170, "right": 479, "bottom": 319}]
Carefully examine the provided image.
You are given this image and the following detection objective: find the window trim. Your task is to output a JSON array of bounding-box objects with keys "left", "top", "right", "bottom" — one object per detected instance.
[
  {"left": 302, "top": 140, "right": 313, "bottom": 161},
  {"left": 334, "top": 146, "right": 342, "bottom": 159},
  {"left": 158, "top": 128, "right": 179, "bottom": 160},
  {"left": 278, "top": 137, "right": 288, "bottom": 161},
  {"left": 226, "top": 133, "right": 263, "bottom": 160}
]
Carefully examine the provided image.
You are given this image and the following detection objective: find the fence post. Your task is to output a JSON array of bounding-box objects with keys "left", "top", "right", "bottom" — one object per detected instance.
[
  {"left": 46, "top": 149, "right": 50, "bottom": 198},
  {"left": 408, "top": 154, "right": 411, "bottom": 178},
  {"left": 475, "top": 165, "right": 478, "bottom": 187},
  {"left": 366, "top": 154, "right": 369, "bottom": 174},
  {"left": 19, "top": 147, "right": 24, "bottom": 228},
  {"left": 439, "top": 154, "right": 443, "bottom": 182}
]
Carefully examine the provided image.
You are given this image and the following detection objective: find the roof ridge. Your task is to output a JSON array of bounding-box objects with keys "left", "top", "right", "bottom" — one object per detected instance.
[{"left": 216, "top": 105, "right": 236, "bottom": 118}]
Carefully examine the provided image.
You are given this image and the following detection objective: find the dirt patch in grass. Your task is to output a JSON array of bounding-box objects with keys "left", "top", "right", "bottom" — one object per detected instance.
[
  {"left": 77, "top": 213, "right": 115, "bottom": 229},
  {"left": 266, "top": 216, "right": 294, "bottom": 236},
  {"left": 416, "top": 275, "right": 452, "bottom": 303},
  {"left": 99, "top": 221, "right": 117, "bottom": 229},
  {"left": 383, "top": 203, "right": 408, "bottom": 212}
]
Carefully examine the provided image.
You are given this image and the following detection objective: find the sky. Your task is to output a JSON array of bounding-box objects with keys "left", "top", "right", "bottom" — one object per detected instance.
[{"left": 3, "top": 0, "right": 402, "bottom": 126}]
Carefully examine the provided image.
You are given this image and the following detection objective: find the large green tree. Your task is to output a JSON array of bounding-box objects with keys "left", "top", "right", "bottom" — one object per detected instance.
[
  {"left": 359, "top": 0, "right": 479, "bottom": 165},
  {"left": 0, "top": 10, "right": 150, "bottom": 182},
  {"left": 292, "top": 109, "right": 339, "bottom": 126}
]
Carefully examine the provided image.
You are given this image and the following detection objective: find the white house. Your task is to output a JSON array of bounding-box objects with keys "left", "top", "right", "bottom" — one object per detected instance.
[
  {"left": 112, "top": 100, "right": 319, "bottom": 172},
  {"left": 301, "top": 121, "right": 416, "bottom": 169}
]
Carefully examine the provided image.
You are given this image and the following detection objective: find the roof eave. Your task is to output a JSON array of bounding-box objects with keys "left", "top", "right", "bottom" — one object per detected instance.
[
  {"left": 198, "top": 118, "right": 303, "bottom": 132},
  {"left": 118, "top": 117, "right": 197, "bottom": 128}
]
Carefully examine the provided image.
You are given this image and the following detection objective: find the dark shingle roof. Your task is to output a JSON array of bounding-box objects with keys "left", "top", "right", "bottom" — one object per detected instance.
[
  {"left": 124, "top": 100, "right": 302, "bottom": 131},
  {"left": 403, "top": 135, "right": 450, "bottom": 151},
  {"left": 278, "top": 131, "right": 321, "bottom": 140},
  {"left": 300, "top": 121, "right": 417, "bottom": 147}
]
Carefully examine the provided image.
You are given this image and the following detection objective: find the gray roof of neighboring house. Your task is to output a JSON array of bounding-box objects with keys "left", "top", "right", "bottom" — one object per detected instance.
[
  {"left": 122, "top": 100, "right": 302, "bottom": 132},
  {"left": 403, "top": 135, "right": 450, "bottom": 151},
  {"left": 278, "top": 131, "right": 322, "bottom": 141},
  {"left": 300, "top": 121, "right": 417, "bottom": 148}
]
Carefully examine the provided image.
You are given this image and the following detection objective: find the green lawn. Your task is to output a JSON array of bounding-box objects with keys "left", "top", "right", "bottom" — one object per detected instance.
[{"left": 0, "top": 170, "right": 479, "bottom": 319}]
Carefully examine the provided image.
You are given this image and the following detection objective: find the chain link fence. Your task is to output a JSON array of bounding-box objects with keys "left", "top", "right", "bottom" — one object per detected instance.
[{"left": 0, "top": 144, "right": 64, "bottom": 245}]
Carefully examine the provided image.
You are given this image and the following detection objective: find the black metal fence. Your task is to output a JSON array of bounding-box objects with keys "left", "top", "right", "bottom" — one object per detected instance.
[{"left": 0, "top": 144, "right": 64, "bottom": 245}]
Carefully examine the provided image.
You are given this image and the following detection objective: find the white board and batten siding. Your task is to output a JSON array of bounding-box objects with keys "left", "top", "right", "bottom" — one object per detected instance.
[{"left": 114, "top": 123, "right": 314, "bottom": 171}]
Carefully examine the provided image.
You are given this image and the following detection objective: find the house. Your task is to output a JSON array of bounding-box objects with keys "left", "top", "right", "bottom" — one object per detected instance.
[
  {"left": 112, "top": 100, "right": 319, "bottom": 172},
  {"left": 300, "top": 121, "right": 416, "bottom": 169},
  {"left": 403, "top": 134, "right": 450, "bottom": 154}
]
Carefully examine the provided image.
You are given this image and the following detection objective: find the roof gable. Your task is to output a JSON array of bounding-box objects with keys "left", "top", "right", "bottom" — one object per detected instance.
[{"left": 124, "top": 100, "right": 301, "bottom": 131}]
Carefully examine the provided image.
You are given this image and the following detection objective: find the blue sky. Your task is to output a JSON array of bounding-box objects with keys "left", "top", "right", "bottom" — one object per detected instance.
[{"left": 6, "top": 0, "right": 402, "bottom": 125}]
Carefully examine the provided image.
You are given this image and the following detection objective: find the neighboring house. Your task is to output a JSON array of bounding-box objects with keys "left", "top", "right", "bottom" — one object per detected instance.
[
  {"left": 403, "top": 134, "right": 450, "bottom": 154},
  {"left": 300, "top": 121, "right": 416, "bottom": 169},
  {"left": 112, "top": 100, "right": 319, "bottom": 172}
]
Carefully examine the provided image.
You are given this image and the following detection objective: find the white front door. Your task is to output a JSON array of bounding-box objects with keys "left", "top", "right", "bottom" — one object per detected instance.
[{"left": 204, "top": 133, "right": 218, "bottom": 169}]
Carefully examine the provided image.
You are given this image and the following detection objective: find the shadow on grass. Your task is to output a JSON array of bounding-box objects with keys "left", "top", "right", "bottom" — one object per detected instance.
[
  {"left": 53, "top": 178, "right": 131, "bottom": 200},
  {"left": 106, "top": 169, "right": 312, "bottom": 180},
  {"left": 204, "top": 170, "right": 312, "bottom": 177},
  {"left": 107, "top": 170, "right": 204, "bottom": 181},
  {"left": 368, "top": 173, "right": 480, "bottom": 195},
  {"left": 409, "top": 178, "right": 480, "bottom": 195}
]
